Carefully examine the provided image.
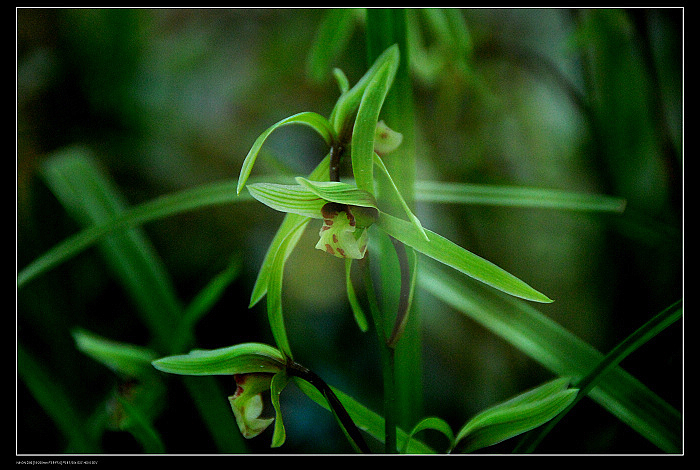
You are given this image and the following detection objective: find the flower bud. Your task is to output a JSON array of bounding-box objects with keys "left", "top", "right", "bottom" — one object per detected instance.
[{"left": 374, "top": 120, "right": 403, "bottom": 156}]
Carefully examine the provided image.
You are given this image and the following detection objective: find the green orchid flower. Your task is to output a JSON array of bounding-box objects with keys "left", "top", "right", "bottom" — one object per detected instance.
[
  {"left": 236, "top": 44, "right": 552, "bottom": 360},
  {"left": 152, "top": 342, "right": 370, "bottom": 451},
  {"left": 229, "top": 373, "right": 276, "bottom": 439},
  {"left": 152, "top": 343, "right": 289, "bottom": 447},
  {"left": 316, "top": 202, "right": 370, "bottom": 259}
]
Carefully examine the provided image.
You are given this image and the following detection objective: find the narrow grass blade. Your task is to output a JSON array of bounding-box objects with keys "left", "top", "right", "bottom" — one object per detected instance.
[
  {"left": 17, "top": 179, "right": 251, "bottom": 289},
  {"left": 115, "top": 397, "right": 166, "bottom": 453},
  {"left": 39, "top": 148, "right": 183, "bottom": 350},
  {"left": 306, "top": 8, "right": 358, "bottom": 83},
  {"left": 419, "top": 262, "right": 682, "bottom": 453},
  {"left": 17, "top": 343, "right": 100, "bottom": 452},
  {"left": 173, "top": 255, "right": 243, "bottom": 352},
  {"left": 415, "top": 181, "right": 627, "bottom": 213},
  {"left": 378, "top": 212, "right": 552, "bottom": 303},
  {"left": 517, "top": 300, "right": 682, "bottom": 452}
]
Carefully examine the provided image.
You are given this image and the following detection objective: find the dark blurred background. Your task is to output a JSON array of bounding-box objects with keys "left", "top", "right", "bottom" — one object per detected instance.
[{"left": 17, "top": 8, "right": 682, "bottom": 454}]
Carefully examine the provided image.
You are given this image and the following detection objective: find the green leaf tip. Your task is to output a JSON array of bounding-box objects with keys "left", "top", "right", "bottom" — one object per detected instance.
[
  {"left": 454, "top": 377, "right": 578, "bottom": 453},
  {"left": 378, "top": 212, "right": 553, "bottom": 304}
]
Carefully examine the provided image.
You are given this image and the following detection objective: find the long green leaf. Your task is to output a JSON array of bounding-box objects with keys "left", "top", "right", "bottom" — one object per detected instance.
[
  {"left": 249, "top": 214, "right": 311, "bottom": 308},
  {"left": 419, "top": 262, "right": 682, "bottom": 452},
  {"left": 351, "top": 44, "right": 400, "bottom": 193},
  {"left": 17, "top": 178, "right": 251, "bottom": 288},
  {"left": 330, "top": 42, "right": 400, "bottom": 134},
  {"left": 378, "top": 212, "right": 552, "bottom": 303},
  {"left": 248, "top": 156, "right": 330, "bottom": 307},
  {"left": 39, "top": 148, "right": 183, "bottom": 350},
  {"left": 151, "top": 343, "right": 286, "bottom": 376},
  {"left": 72, "top": 329, "right": 159, "bottom": 378},
  {"left": 415, "top": 181, "right": 627, "bottom": 213},
  {"left": 237, "top": 111, "right": 336, "bottom": 195},
  {"left": 455, "top": 386, "right": 578, "bottom": 453},
  {"left": 517, "top": 300, "right": 682, "bottom": 452},
  {"left": 265, "top": 217, "right": 309, "bottom": 359}
]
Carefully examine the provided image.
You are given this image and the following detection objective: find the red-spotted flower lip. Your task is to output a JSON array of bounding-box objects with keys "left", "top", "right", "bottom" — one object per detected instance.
[{"left": 316, "top": 203, "right": 369, "bottom": 259}]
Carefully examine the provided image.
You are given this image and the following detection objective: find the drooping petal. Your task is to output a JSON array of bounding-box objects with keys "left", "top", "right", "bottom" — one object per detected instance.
[{"left": 229, "top": 373, "right": 275, "bottom": 439}]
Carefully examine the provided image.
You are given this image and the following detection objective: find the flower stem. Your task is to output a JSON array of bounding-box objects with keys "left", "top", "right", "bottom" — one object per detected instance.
[
  {"left": 365, "top": 7, "right": 422, "bottom": 445},
  {"left": 360, "top": 255, "right": 397, "bottom": 453},
  {"left": 288, "top": 361, "right": 372, "bottom": 453}
]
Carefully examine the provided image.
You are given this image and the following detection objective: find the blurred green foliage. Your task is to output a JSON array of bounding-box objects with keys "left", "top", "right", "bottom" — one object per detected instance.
[{"left": 17, "top": 8, "right": 682, "bottom": 454}]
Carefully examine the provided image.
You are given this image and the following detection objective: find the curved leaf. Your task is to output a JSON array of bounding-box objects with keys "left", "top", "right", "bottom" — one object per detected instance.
[
  {"left": 351, "top": 44, "right": 400, "bottom": 193},
  {"left": 517, "top": 300, "right": 683, "bottom": 452},
  {"left": 270, "top": 371, "right": 290, "bottom": 448},
  {"left": 266, "top": 218, "right": 309, "bottom": 359},
  {"left": 419, "top": 263, "right": 682, "bottom": 452},
  {"left": 401, "top": 416, "right": 455, "bottom": 454},
  {"left": 378, "top": 212, "right": 552, "bottom": 303},
  {"left": 455, "top": 384, "right": 578, "bottom": 453},
  {"left": 151, "top": 343, "right": 286, "bottom": 376},
  {"left": 295, "top": 177, "right": 378, "bottom": 208},
  {"left": 237, "top": 111, "right": 336, "bottom": 195},
  {"left": 247, "top": 183, "right": 325, "bottom": 219},
  {"left": 248, "top": 155, "right": 330, "bottom": 308},
  {"left": 373, "top": 153, "right": 428, "bottom": 240},
  {"left": 72, "top": 329, "right": 158, "bottom": 378},
  {"left": 345, "top": 259, "right": 369, "bottom": 332},
  {"left": 330, "top": 43, "right": 400, "bottom": 134}
]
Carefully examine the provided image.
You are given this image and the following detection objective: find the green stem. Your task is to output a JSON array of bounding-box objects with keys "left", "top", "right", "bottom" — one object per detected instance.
[
  {"left": 288, "top": 361, "right": 372, "bottom": 453},
  {"left": 360, "top": 255, "right": 397, "bottom": 453},
  {"left": 365, "top": 7, "right": 422, "bottom": 439}
]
